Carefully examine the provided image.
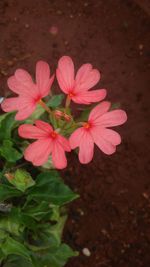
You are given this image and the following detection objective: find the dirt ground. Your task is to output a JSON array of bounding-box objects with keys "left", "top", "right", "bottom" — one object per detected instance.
[{"left": 0, "top": 0, "right": 150, "bottom": 266}]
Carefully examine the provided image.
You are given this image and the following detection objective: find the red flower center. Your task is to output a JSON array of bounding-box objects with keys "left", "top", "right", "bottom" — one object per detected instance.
[
  {"left": 50, "top": 131, "right": 57, "bottom": 139},
  {"left": 35, "top": 95, "right": 42, "bottom": 104},
  {"left": 68, "top": 91, "right": 75, "bottom": 98},
  {"left": 83, "top": 122, "right": 92, "bottom": 130}
]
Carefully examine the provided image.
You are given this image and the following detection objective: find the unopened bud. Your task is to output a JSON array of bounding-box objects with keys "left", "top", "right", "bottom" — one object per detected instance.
[
  {"left": 54, "top": 110, "right": 63, "bottom": 119},
  {"left": 64, "top": 113, "right": 71, "bottom": 122},
  {"left": 5, "top": 173, "right": 14, "bottom": 181}
]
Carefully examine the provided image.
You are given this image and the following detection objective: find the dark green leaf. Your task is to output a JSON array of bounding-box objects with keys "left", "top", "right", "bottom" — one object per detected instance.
[
  {"left": 23, "top": 201, "right": 51, "bottom": 221},
  {"left": 3, "top": 256, "right": 34, "bottom": 267},
  {"left": 1, "top": 236, "right": 31, "bottom": 261},
  {"left": 0, "top": 184, "right": 22, "bottom": 202},
  {"left": 110, "top": 102, "right": 121, "bottom": 110},
  {"left": 0, "top": 140, "right": 22, "bottom": 163},
  {"left": 47, "top": 94, "right": 64, "bottom": 108},
  {"left": 0, "top": 113, "right": 16, "bottom": 141},
  {"left": 33, "top": 244, "right": 78, "bottom": 267},
  {"left": 27, "top": 172, "right": 79, "bottom": 205},
  {"left": 0, "top": 215, "right": 24, "bottom": 236}
]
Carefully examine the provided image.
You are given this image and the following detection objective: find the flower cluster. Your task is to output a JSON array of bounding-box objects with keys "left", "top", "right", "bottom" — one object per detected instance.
[{"left": 1, "top": 56, "right": 127, "bottom": 169}]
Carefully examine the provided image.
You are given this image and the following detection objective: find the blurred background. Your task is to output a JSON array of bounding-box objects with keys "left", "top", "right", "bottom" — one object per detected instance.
[{"left": 0, "top": 1, "right": 150, "bottom": 267}]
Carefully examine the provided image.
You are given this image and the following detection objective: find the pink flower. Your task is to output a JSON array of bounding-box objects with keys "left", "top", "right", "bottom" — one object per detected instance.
[
  {"left": 18, "top": 120, "right": 71, "bottom": 169},
  {"left": 70, "top": 101, "right": 127, "bottom": 164},
  {"left": 56, "top": 56, "right": 106, "bottom": 104},
  {"left": 1, "top": 61, "right": 54, "bottom": 120}
]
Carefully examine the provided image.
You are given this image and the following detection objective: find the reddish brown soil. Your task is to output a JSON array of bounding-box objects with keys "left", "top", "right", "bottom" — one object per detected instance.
[{"left": 0, "top": 1, "right": 150, "bottom": 266}]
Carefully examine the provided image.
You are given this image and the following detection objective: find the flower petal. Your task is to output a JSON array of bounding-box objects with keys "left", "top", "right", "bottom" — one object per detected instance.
[
  {"left": 91, "top": 128, "right": 116, "bottom": 155},
  {"left": 96, "top": 110, "right": 127, "bottom": 127},
  {"left": 24, "top": 138, "right": 52, "bottom": 166},
  {"left": 72, "top": 89, "right": 106, "bottom": 104},
  {"left": 78, "top": 130, "right": 94, "bottom": 164},
  {"left": 92, "top": 127, "right": 121, "bottom": 146},
  {"left": 8, "top": 75, "right": 38, "bottom": 98},
  {"left": 15, "top": 69, "right": 33, "bottom": 84},
  {"left": 89, "top": 101, "right": 111, "bottom": 122},
  {"left": 69, "top": 128, "right": 85, "bottom": 149},
  {"left": 36, "top": 61, "right": 54, "bottom": 97},
  {"left": 75, "top": 63, "right": 100, "bottom": 92},
  {"left": 56, "top": 56, "right": 75, "bottom": 94},
  {"left": 35, "top": 120, "right": 53, "bottom": 133},
  {"left": 52, "top": 142, "right": 67, "bottom": 169},
  {"left": 18, "top": 124, "right": 49, "bottom": 139},
  {"left": 15, "top": 103, "right": 36, "bottom": 120},
  {"left": 1, "top": 97, "right": 20, "bottom": 112},
  {"left": 57, "top": 135, "right": 71, "bottom": 152}
]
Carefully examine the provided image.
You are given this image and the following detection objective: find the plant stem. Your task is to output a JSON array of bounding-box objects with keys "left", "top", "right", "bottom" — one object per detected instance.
[
  {"left": 39, "top": 99, "right": 52, "bottom": 114},
  {"left": 65, "top": 95, "right": 71, "bottom": 109}
]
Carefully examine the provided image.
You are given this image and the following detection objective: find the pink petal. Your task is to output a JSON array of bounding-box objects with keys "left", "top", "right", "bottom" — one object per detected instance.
[
  {"left": 70, "top": 127, "right": 94, "bottom": 163},
  {"left": 96, "top": 110, "right": 127, "bottom": 127},
  {"left": 57, "top": 135, "right": 71, "bottom": 152},
  {"left": 18, "top": 124, "right": 49, "bottom": 139},
  {"left": 52, "top": 142, "right": 67, "bottom": 169},
  {"left": 15, "top": 69, "right": 38, "bottom": 97},
  {"left": 92, "top": 127, "right": 121, "bottom": 146},
  {"left": 75, "top": 63, "right": 100, "bottom": 92},
  {"left": 15, "top": 69, "right": 33, "bottom": 84},
  {"left": 1, "top": 97, "right": 20, "bottom": 112},
  {"left": 8, "top": 75, "right": 38, "bottom": 98},
  {"left": 72, "top": 89, "right": 106, "bottom": 104},
  {"left": 35, "top": 120, "right": 53, "bottom": 133},
  {"left": 69, "top": 128, "right": 85, "bottom": 149},
  {"left": 89, "top": 101, "right": 111, "bottom": 122},
  {"left": 1, "top": 96, "right": 36, "bottom": 121},
  {"left": 15, "top": 103, "right": 36, "bottom": 120},
  {"left": 91, "top": 128, "right": 116, "bottom": 155},
  {"left": 79, "top": 130, "right": 94, "bottom": 164},
  {"left": 36, "top": 61, "right": 54, "bottom": 97},
  {"left": 56, "top": 56, "right": 75, "bottom": 94},
  {"left": 24, "top": 138, "right": 52, "bottom": 166}
]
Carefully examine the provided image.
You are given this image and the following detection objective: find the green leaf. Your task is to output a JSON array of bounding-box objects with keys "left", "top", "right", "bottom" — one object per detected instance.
[
  {"left": 27, "top": 172, "right": 79, "bottom": 205},
  {"left": 10, "top": 207, "right": 37, "bottom": 231},
  {"left": 0, "top": 184, "right": 22, "bottom": 202},
  {"left": 47, "top": 215, "right": 67, "bottom": 246},
  {"left": 3, "top": 256, "right": 34, "bottom": 267},
  {"left": 0, "top": 229, "right": 8, "bottom": 242},
  {"left": 9, "top": 169, "right": 35, "bottom": 192},
  {"left": 23, "top": 201, "right": 51, "bottom": 221},
  {"left": 110, "top": 102, "right": 121, "bottom": 110},
  {"left": 26, "top": 105, "right": 45, "bottom": 123},
  {"left": 0, "top": 216, "right": 24, "bottom": 236},
  {"left": 33, "top": 244, "right": 78, "bottom": 267},
  {"left": 78, "top": 107, "right": 91, "bottom": 122},
  {"left": 47, "top": 94, "right": 64, "bottom": 108},
  {"left": 0, "top": 248, "right": 5, "bottom": 263},
  {"left": 0, "top": 140, "right": 22, "bottom": 163},
  {"left": 41, "top": 156, "right": 54, "bottom": 169},
  {"left": 0, "top": 113, "right": 16, "bottom": 141},
  {"left": 1, "top": 236, "right": 31, "bottom": 261}
]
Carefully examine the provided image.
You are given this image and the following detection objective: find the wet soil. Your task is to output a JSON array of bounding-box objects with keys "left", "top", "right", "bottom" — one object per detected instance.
[{"left": 0, "top": 0, "right": 150, "bottom": 266}]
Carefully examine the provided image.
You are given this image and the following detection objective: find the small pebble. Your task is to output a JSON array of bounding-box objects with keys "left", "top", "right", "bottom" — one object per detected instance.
[
  {"left": 78, "top": 208, "right": 84, "bottom": 216},
  {"left": 142, "top": 192, "right": 149, "bottom": 200},
  {"left": 138, "top": 44, "right": 144, "bottom": 50},
  {"left": 56, "top": 10, "right": 62, "bottom": 15},
  {"left": 70, "top": 14, "right": 74, "bottom": 18},
  {"left": 7, "top": 60, "right": 14, "bottom": 67},
  {"left": 82, "top": 248, "right": 91, "bottom": 257},
  {"left": 49, "top": 26, "right": 58, "bottom": 35},
  {"left": 25, "top": 23, "right": 30, "bottom": 29}
]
